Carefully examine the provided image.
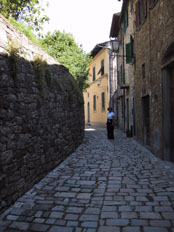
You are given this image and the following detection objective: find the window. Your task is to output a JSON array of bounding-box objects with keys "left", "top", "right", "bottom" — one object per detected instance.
[
  {"left": 130, "top": 0, "right": 134, "bottom": 14},
  {"left": 120, "top": 65, "right": 125, "bottom": 84},
  {"left": 136, "top": 0, "right": 147, "bottom": 28},
  {"left": 149, "top": 0, "right": 158, "bottom": 9},
  {"left": 101, "top": 59, "right": 104, "bottom": 76},
  {"left": 101, "top": 92, "right": 105, "bottom": 111},
  {"left": 93, "top": 95, "right": 96, "bottom": 111},
  {"left": 98, "top": 59, "right": 104, "bottom": 76},
  {"left": 142, "top": 63, "right": 145, "bottom": 79},
  {"left": 117, "top": 71, "right": 120, "bottom": 85},
  {"left": 93, "top": 67, "right": 96, "bottom": 81},
  {"left": 126, "top": 36, "right": 134, "bottom": 64},
  {"left": 122, "top": 9, "right": 129, "bottom": 35}
]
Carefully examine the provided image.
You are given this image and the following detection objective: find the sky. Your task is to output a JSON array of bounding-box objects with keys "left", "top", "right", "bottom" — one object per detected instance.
[{"left": 42, "top": 0, "right": 123, "bottom": 53}]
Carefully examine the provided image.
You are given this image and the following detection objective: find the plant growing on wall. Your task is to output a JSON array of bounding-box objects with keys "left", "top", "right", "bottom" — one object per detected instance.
[
  {"left": 33, "top": 56, "right": 46, "bottom": 96},
  {"left": 9, "top": 17, "right": 39, "bottom": 45},
  {"left": 6, "top": 40, "right": 20, "bottom": 84},
  {"left": 33, "top": 56, "right": 53, "bottom": 97},
  {"left": 68, "top": 76, "right": 84, "bottom": 107}
]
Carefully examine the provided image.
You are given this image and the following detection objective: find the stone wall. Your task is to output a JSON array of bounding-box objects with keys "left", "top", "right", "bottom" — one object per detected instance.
[
  {"left": 134, "top": 0, "right": 174, "bottom": 158},
  {"left": 0, "top": 15, "right": 84, "bottom": 212}
]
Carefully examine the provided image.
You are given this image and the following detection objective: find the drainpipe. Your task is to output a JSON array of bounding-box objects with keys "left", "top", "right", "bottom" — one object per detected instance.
[
  {"left": 108, "top": 49, "right": 112, "bottom": 107},
  {"left": 123, "top": 36, "right": 126, "bottom": 131}
]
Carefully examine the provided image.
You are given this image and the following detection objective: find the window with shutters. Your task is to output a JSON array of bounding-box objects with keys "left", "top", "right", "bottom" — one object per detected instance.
[
  {"left": 149, "top": 0, "right": 158, "bottom": 9},
  {"left": 101, "top": 59, "right": 104, "bottom": 76},
  {"left": 126, "top": 36, "right": 134, "bottom": 64},
  {"left": 130, "top": 0, "right": 133, "bottom": 14},
  {"left": 136, "top": 0, "right": 147, "bottom": 29},
  {"left": 93, "top": 67, "right": 96, "bottom": 81},
  {"left": 101, "top": 92, "right": 105, "bottom": 111},
  {"left": 122, "top": 9, "right": 129, "bottom": 35},
  {"left": 117, "top": 70, "right": 120, "bottom": 85},
  {"left": 93, "top": 95, "right": 96, "bottom": 111},
  {"left": 142, "top": 63, "right": 145, "bottom": 79},
  {"left": 120, "top": 65, "right": 125, "bottom": 85},
  {"left": 98, "top": 59, "right": 104, "bottom": 76},
  {"left": 120, "top": 66, "right": 123, "bottom": 84}
]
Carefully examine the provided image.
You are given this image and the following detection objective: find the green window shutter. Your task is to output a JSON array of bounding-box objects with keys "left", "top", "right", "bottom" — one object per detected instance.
[
  {"left": 130, "top": 36, "right": 134, "bottom": 58},
  {"left": 130, "top": 0, "right": 133, "bottom": 13},
  {"left": 126, "top": 42, "right": 132, "bottom": 64},
  {"left": 126, "top": 9, "right": 128, "bottom": 28}
]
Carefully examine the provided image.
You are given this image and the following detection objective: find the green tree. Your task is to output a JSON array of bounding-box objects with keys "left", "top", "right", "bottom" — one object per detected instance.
[
  {"left": 0, "top": 0, "right": 49, "bottom": 32},
  {"left": 40, "top": 30, "right": 92, "bottom": 90}
]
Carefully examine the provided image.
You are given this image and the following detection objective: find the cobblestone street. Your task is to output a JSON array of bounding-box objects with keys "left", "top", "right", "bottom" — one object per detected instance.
[{"left": 0, "top": 127, "right": 174, "bottom": 232}]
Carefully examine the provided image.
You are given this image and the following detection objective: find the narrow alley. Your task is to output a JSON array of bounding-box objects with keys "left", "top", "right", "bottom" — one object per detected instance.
[{"left": 0, "top": 127, "right": 174, "bottom": 232}]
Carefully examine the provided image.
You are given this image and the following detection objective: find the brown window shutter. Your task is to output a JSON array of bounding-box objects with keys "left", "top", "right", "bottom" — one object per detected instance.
[
  {"left": 149, "top": 0, "right": 158, "bottom": 8},
  {"left": 135, "top": 2, "right": 139, "bottom": 28},
  {"left": 142, "top": 0, "right": 147, "bottom": 18},
  {"left": 140, "top": 0, "right": 144, "bottom": 24},
  {"left": 149, "top": 0, "right": 153, "bottom": 8}
]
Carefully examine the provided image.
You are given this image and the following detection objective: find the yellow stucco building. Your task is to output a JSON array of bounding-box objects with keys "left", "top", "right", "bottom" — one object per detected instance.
[{"left": 84, "top": 42, "right": 111, "bottom": 127}]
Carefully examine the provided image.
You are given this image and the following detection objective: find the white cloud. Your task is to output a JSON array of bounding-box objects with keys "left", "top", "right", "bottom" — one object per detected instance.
[{"left": 42, "top": 0, "right": 122, "bottom": 52}]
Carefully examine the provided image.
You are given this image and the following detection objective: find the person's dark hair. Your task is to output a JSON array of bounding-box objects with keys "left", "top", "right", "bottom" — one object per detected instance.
[{"left": 107, "top": 107, "right": 112, "bottom": 111}]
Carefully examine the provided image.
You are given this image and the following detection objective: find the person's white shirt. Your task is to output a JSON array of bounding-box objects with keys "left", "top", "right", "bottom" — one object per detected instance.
[{"left": 107, "top": 112, "right": 114, "bottom": 119}]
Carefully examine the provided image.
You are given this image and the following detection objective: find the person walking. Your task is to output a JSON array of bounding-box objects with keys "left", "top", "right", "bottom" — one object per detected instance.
[{"left": 107, "top": 107, "right": 115, "bottom": 139}]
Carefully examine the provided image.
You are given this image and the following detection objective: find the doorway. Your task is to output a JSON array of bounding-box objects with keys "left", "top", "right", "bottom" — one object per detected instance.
[
  {"left": 126, "top": 98, "right": 129, "bottom": 131},
  {"left": 162, "top": 66, "right": 174, "bottom": 162},
  {"left": 142, "top": 95, "right": 150, "bottom": 146},
  {"left": 169, "top": 69, "right": 174, "bottom": 161}
]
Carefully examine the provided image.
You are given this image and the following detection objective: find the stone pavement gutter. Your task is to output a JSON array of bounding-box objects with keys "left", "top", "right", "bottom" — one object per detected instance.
[{"left": 0, "top": 127, "right": 174, "bottom": 232}]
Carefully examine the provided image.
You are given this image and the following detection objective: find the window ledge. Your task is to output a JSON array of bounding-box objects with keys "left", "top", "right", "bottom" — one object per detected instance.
[{"left": 120, "top": 84, "right": 129, "bottom": 89}]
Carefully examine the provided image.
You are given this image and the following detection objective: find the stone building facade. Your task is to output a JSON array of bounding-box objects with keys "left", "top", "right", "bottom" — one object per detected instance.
[
  {"left": 134, "top": 0, "right": 174, "bottom": 161},
  {"left": 0, "top": 15, "right": 84, "bottom": 212},
  {"left": 113, "top": 0, "right": 174, "bottom": 161},
  {"left": 110, "top": 1, "right": 135, "bottom": 135}
]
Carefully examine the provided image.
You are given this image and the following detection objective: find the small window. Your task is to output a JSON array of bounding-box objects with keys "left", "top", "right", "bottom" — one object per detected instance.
[
  {"left": 101, "top": 59, "right": 104, "bottom": 76},
  {"left": 130, "top": 0, "right": 134, "bottom": 14},
  {"left": 93, "top": 67, "right": 96, "bottom": 81},
  {"left": 136, "top": 0, "right": 147, "bottom": 29},
  {"left": 98, "top": 59, "right": 104, "bottom": 76},
  {"left": 122, "top": 9, "right": 128, "bottom": 34},
  {"left": 142, "top": 63, "right": 145, "bottom": 79},
  {"left": 149, "top": 0, "right": 158, "bottom": 9},
  {"left": 120, "top": 65, "right": 125, "bottom": 85},
  {"left": 126, "top": 36, "right": 134, "bottom": 64},
  {"left": 101, "top": 92, "right": 105, "bottom": 111},
  {"left": 93, "top": 95, "right": 96, "bottom": 111},
  {"left": 117, "top": 70, "right": 120, "bottom": 85}
]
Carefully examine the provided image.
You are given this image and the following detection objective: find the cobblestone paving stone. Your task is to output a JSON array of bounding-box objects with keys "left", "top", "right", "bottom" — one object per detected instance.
[{"left": 0, "top": 127, "right": 174, "bottom": 232}]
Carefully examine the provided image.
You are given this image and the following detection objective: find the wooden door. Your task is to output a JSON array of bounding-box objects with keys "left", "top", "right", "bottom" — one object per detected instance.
[
  {"left": 169, "top": 69, "right": 174, "bottom": 161},
  {"left": 142, "top": 95, "right": 150, "bottom": 146}
]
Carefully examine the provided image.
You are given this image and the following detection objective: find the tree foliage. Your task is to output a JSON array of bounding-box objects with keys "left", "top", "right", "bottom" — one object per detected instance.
[
  {"left": 0, "top": 0, "right": 49, "bottom": 32},
  {"left": 40, "top": 31, "right": 92, "bottom": 90}
]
